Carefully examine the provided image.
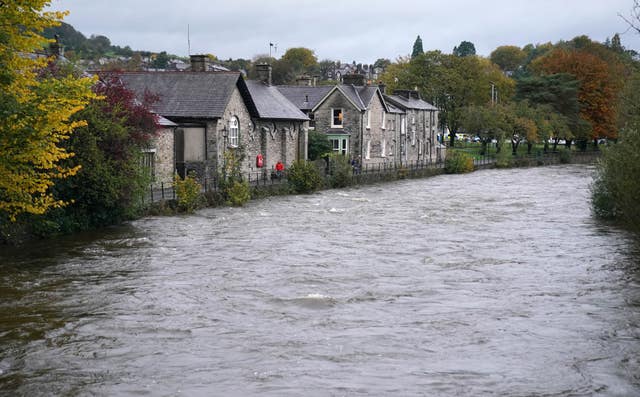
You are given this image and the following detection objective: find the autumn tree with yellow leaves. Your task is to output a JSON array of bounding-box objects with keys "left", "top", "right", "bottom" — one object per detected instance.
[{"left": 0, "top": 1, "right": 97, "bottom": 221}]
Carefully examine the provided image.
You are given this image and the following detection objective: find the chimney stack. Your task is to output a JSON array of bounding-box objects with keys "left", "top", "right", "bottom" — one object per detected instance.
[
  {"left": 190, "top": 54, "right": 207, "bottom": 72},
  {"left": 378, "top": 83, "right": 386, "bottom": 94},
  {"left": 256, "top": 63, "right": 272, "bottom": 85}
]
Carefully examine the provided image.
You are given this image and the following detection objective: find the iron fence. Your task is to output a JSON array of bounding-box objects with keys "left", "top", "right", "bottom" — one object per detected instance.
[{"left": 145, "top": 150, "right": 600, "bottom": 203}]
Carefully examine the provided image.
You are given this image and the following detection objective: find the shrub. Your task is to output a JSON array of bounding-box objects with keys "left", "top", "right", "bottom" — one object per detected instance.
[
  {"left": 591, "top": 126, "right": 640, "bottom": 231},
  {"left": 559, "top": 148, "right": 572, "bottom": 164},
  {"left": 328, "top": 154, "right": 354, "bottom": 188},
  {"left": 217, "top": 147, "right": 251, "bottom": 205},
  {"left": 445, "top": 151, "right": 474, "bottom": 173},
  {"left": 174, "top": 173, "right": 202, "bottom": 213},
  {"left": 226, "top": 180, "right": 251, "bottom": 206},
  {"left": 287, "top": 160, "right": 324, "bottom": 193},
  {"left": 495, "top": 144, "right": 512, "bottom": 168}
]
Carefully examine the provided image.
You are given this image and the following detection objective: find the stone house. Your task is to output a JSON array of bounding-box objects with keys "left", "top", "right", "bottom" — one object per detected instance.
[
  {"left": 383, "top": 89, "right": 442, "bottom": 164},
  {"left": 118, "top": 58, "right": 308, "bottom": 184},
  {"left": 277, "top": 74, "right": 389, "bottom": 167}
]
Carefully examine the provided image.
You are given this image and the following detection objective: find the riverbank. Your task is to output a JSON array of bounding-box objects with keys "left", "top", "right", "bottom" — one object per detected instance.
[{"left": 0, "top": 150, "right": 601, "bottom": 245}]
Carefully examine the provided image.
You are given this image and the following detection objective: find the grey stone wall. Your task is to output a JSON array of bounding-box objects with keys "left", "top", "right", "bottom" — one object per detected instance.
[
  {"left": 153, "top": 127, "right": 175, "bottom": 184},
  {"left": 252, "top": 120, "right": 307, "bottom": 175}
]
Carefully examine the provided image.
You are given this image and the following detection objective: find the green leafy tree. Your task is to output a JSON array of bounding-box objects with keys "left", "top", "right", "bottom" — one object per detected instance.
[
  {"left": 381, "top": 52, "right": 514, "bottom": 148},
  {"left": 411, "top": 35, "right": 424, "bottom": 59},
  {"left": 308, "top": 130, "right": 332, "bottom": 160},
  {"left": 490, "top": 45, "right": 526, "bottom": 72},
  {"left": 0, "top": 0, "right": 97, "bottom": 222},
  {"left": 151, "top": 51, "right": 170, "bottom": 69},
  {"left": 281, "top": 47, "right": 318, "bottom": 74},
  {"left": 453, "top": 41, "right": 476, "bottom": 57}
]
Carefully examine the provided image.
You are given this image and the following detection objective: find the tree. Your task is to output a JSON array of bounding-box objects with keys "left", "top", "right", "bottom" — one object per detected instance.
[
  {"left": 151, "top": 51, "right": 170, "bottom": 69},
  {"left": 515, "top": 73, "right": 586, "bottom": 146},
  {"left": 41, "top": 73, "right": 160, "bottom": 232},
  {"left": 490, "top": 45, "right": 526, "bottom": 72},
  {"left": 380, "top": 51, "right": 514, "bottom": 147},
  {"left": 411, "top": 35, "right": 424, "bottom": 59},
  {"left": 0, "top": 0, "right": 97, "bottom": 222},
  {"left": 619, "top": 0, "right": 640, "bottom": 35},
  {"left": 373, "top": 58, "right": 391, "bottom": 70},
  {"left": 533, "top": 48, "right": 620, "bottom": 142},
  {"left": 281, "top": 47, "right": 318, "bottom": 72},
  {"left": 460, "top": 104, "right": 506, "bottom": 155},
  {"left": 453, "top": 41, "right": 476, "bottom": 57},
  {"left": 308, "top": 130, "right": 332, "bottom": 160}
]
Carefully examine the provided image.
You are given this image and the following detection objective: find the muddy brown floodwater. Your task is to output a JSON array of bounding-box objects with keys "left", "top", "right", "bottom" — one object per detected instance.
[{"left": 1, "top": 164, "right": 639, "bottom": 396}]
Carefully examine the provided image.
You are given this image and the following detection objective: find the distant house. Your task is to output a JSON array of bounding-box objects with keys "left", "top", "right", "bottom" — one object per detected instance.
[
  {"left": 384, "top": 89, "right": 442, "bottom": 164},
  {"left": 118, "top": 56, "right": 308, "bottom": 184},
  {"left": 279, "top": 77, "right": 442, "bottom": 166}
]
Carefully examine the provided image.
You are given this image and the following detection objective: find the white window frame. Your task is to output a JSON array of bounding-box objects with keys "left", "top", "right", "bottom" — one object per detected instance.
[
  {"left": 381, "top": 139, "right": 386, "bottom": 157},
  {"left": 329, "top": 136, "right": 349, "bottom": 155},
  {"left": 331, "top": 108, "right": 344, "bottom": 128},
  {"left": 381, "top": 112, "right": 386, "bottom": 130},
  {"left": 365, "top": 109, "right": 371, "bottom": 129},
  {"left": 228, "top": 116, "right": 239, "bottom": 147},
  {"left": 401, "top": 116, "right": 406, "bottom": 135},
  {"left": 365, "top": 140, "right": 371, "bottom": 160}
]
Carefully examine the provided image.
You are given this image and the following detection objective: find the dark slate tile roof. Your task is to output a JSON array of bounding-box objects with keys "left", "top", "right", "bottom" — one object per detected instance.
[
  {"left": 243, "top": 81, "right": 309, "bottom": 121},
  {"left": 338, "top": 85, "right": 384, "bottom": 111},
  {"left": 384, "top": 93, "right": 438, "bottom": 111},
  {"left": 276, "top": 85, "right": 333, "bottom": 110},
  {"left": 118, "top": 72, "right": 242, "bottom": 119},
  {"left": 386, "top": 102, "right": 405, "bottom": 114}
]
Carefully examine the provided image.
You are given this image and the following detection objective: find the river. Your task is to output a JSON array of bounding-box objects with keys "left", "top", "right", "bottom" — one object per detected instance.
[{"left": 1, "top": 165, "right": 639, "bottom": 396}]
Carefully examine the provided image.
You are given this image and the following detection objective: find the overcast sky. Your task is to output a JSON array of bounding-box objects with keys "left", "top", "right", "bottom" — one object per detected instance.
[{"left": 47, "top": 0, "right": 640, "bottom": 63}]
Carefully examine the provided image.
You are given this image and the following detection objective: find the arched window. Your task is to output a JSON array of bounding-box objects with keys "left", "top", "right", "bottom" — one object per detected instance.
[{"left": 228, "top": 117, "right": 239, "bottom": 147}]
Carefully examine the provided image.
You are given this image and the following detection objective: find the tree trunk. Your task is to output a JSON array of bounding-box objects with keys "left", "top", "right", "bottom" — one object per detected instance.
[
  {"left": 527, "top": 142, "right": 533, "bottom": 154},
  {"left": 449, "top": 132, "right": 455, "bottom": 148},
  {"left": 544, "top": 141, "right": 549, "bottom": 153},
  {"left": 480, "top": 140, "right": 488, "bottom": 156},
  {"left": 553, "top": 138, "right": 559, "bottom": 152}
]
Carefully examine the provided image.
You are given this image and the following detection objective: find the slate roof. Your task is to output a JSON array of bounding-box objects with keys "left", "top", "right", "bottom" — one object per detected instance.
[
  {"left": 243, "top": 81, "right": 309, "bottom": 121},
  {"left": 118, "top": 72, "right": 242, "bottom": 119},
  {"left": 276, "top": 85, "right": 333, "bottom": 111},
  {"left": 384, "top": 93, "right": 438, "bottom": 111},
  {"left": 339, "top": 85, "right": 380, "bottom": 110},
  {"left": 386, "top": 101, "right": 405, "bottom": 114}
]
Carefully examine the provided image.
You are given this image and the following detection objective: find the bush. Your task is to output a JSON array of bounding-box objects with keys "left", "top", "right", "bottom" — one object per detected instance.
[
  {"left": 591, "top": 126, "right": 640, "bottom": 231},
  {"left": 226, "top": 180, "right": 251, "bottom": 206},
  {"left": 287, "top": 160, "right": 324, "bottom": 193},
  {"left": 445, "top": 151, "right": 474, "bottom": 173},
  {"left": 328, "top": 154, "right": 354, "bottom": 188},
  {"left": 559, "top": 148, "right": 572, "bottom": 164},
  {"left": 174, "top": 173, "right": 202, "bottom": 213},
  {"left": 495, "top": 144, "right": 512, "bottom": 168}
]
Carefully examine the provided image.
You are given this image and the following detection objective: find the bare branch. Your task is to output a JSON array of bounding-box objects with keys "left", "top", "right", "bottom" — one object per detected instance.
[{"left": 619, "top": 0, "right": 640, "bottom": 34}]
